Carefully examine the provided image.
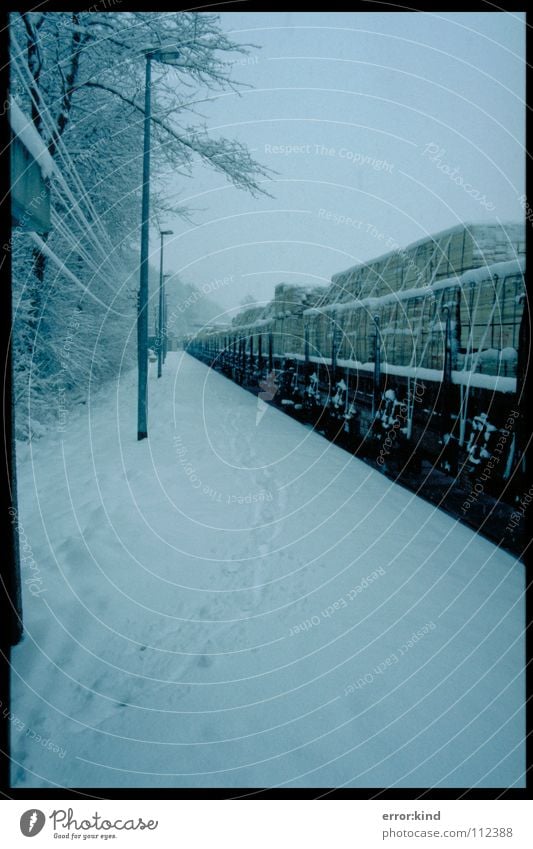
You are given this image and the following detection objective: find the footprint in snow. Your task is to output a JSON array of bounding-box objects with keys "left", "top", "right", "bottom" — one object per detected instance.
[{"left": 83, "top": 503, "right": 111, "bottom": 535}]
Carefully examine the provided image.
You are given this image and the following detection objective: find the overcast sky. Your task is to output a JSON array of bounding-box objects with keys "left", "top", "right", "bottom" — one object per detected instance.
[{"left": 157, "top": 11, "right": 525, "bottom": 319}]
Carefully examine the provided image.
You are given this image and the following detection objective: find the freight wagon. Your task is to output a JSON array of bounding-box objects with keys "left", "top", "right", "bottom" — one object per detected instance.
[{"left": 188, "top": 223, "right": 527, "bottom": 551}]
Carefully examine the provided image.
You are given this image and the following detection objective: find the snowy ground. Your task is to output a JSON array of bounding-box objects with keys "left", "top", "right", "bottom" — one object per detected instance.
[{"left": 11, "top": 352, "right": 525, "bottom": 788}]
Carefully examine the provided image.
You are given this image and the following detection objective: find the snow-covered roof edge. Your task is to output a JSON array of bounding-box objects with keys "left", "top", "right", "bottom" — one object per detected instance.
[
  {"left": 286, "top": 353, "right": 517, "bottom": 393},
  {"left": 9, "top": 98, "right": 56, "bottom": 181}
]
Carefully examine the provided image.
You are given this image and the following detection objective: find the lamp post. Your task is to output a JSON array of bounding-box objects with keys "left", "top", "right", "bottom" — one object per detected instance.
[
  {"left": 158, "top": 231, "right": 173, "bottom": 378},
  {"left": 137, "top": 47, "right": 180, "bottom": 440},
  {"left": 163, "top": 274, "right": 171, "bottom": 361}
]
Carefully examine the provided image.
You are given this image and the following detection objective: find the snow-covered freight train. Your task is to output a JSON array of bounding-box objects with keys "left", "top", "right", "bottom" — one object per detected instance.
[{"left": 187, "top": 222, "right": 528, "bottom": 552}]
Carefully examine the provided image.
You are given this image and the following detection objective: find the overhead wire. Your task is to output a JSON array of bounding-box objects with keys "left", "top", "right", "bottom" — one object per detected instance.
[{"left": 10, "top": 30, "right": 124, "bottom": 276}]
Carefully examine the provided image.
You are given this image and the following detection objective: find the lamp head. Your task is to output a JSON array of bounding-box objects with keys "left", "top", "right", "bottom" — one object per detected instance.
[{"left": 150, "top": 48, "right": 181, "bottom": 66}]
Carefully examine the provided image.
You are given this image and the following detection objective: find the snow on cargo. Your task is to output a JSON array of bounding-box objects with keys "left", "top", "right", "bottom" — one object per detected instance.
[
  {"left": 306, "top": 257, "right": 526, "bottom": 318},
  {"left": 330, "top": 223, "right": 525, "bottom": 292}
]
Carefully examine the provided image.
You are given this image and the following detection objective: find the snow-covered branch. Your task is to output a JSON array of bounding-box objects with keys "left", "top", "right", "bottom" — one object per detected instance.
[{"left": 80, "top": 79, "right": 273, "bottom": 197}]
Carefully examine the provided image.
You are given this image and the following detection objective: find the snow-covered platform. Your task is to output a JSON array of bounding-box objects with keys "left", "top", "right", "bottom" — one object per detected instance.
[{"left": 11, "top": 352, "right": 525, "bottom": 788}]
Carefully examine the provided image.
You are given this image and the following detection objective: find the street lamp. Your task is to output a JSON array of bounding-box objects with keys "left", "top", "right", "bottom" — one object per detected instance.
[
  {"left": 163, "top": 273, "right": 171, "bottom": 361},
  {"left": 137, "top": 47, "right": 180, "bottom": 440},
  {"left": 158, "top": 231, "right": 173, "bottom": 378}
]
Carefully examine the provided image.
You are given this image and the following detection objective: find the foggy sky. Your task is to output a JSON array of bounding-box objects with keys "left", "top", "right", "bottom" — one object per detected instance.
[{"left": 155, "top": 11, "right": 525, "bottom": 321}]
